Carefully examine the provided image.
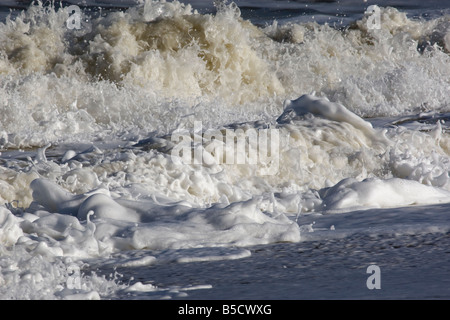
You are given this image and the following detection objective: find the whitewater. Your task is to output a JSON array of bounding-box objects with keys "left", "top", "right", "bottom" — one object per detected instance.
[{"left": 0, "top": 0, "right": 450, "bottom": 299}]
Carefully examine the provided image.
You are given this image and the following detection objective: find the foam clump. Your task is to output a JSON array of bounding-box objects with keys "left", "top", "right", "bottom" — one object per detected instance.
[
  {"left": 319, "top": 177, "right": 450, "bottom": 213},
  {"left": 278, "top": 94, "right": 375, "bottom": 135},
  {"left": 28, "top": 178, "right": 300, "bottom": 251},
  {"left": 0, "top": 206, "right": 24, "bottom": 246},
  {"left": 30, "top": 178, "right": 137, "bottom": 221}
]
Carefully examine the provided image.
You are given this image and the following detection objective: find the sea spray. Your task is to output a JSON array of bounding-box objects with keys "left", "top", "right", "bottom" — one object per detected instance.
[{"left": 0, "top": 0, "right": 450, "bottom": 299}]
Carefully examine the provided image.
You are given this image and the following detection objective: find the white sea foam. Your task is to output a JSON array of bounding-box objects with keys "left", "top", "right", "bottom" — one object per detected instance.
[
  {"left": 0, "top": 1, "right": 448, "bottom": 149},
  {"left": 319, "top": 177, "right": 450, "bottom": 213},
  {"left": 1, "top": 0, "right": 450, "bottom": 299}
]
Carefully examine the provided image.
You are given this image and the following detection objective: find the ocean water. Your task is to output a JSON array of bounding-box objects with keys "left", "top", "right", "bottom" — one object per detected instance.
[{"left": 0, "top": 0, "right": 450, "bottom": 300}]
